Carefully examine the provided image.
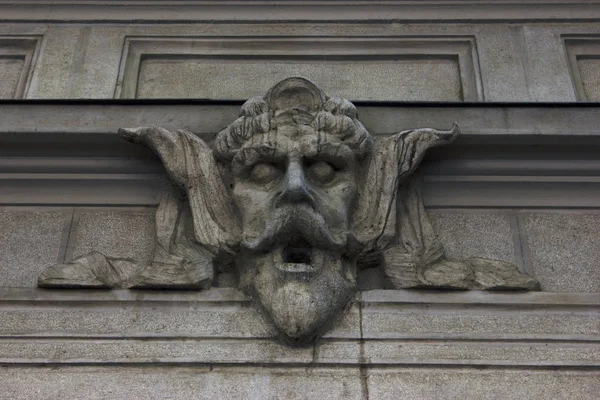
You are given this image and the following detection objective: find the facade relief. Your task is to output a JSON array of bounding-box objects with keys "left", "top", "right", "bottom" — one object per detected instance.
[{"left": 38, "top": 78, "right": 539, "bottom": 344}]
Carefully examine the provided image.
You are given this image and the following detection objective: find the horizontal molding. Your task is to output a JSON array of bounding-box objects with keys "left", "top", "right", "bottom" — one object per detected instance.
[
  {"left": 0, "top": 288, "right": 598, "bottom": 367},
  {"left": 3, "top": 287, "right": 599, "bottom": 306},
  {"left": 1, "top": 103, "right": 599, "bottom": 207},
  {"left": 2, "top": 1, "right": 600, "bottom": 23},
  {"left": 0, "top": 338, "right": 598, "bottom": 367},
  {"left": 1, "top": 103, "right": 600, "bottom": 137}
]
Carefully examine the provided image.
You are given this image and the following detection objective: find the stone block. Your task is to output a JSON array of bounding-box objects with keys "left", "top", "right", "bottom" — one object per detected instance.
[
  {"left": 361, "top": 303, "right": 599, "bottom": 340},
  {"left": 474, "top": 26, "right": 530, "bottom": 101},
  {"left": 0, "top": 338, "right": 313, "bottom": 365},
  {"left": 0, "top": 209, "right": 70, "bottom": 287},
  {"left": 522, "top": 212, "right": 600, "bottom": 292},
  {"left": 0, "top": 302, "right": 275, "bottom": 338},
  {"left": 315, "top": 340, "right": 600, "bottom": 367},
  {"left": 522, "top": 26, "right": 577, "bottom": 101},
  {"left": 1, "top": 366, "right": 364, "bottom": 400},
  {"left": 367, "top": 368, "right": 600, "bottom": 400},
  {"left": 362, "top": 340, "right": 600, "bottom": 367},
  {"left": 28, "top": 26, "right": 81, "bottom": 98},
  {"left": 69, "top": 209, "right": 155, "bottom": 262},
  {"left": 428, "top": 211, "right": 518, "bottom": 265}
]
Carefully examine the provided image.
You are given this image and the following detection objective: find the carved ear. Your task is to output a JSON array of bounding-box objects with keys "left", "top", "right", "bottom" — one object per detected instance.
[
  {"left": 119, "top": 127, "right": 241, "bottom": 254},
  {"left": 351, "top": 123, "right": 459, "bottom": 252}
]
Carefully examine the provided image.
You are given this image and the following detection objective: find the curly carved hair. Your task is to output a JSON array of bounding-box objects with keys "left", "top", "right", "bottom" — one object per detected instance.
[{"left": 213, "top": 78, "right": 373, "bottom": 162}]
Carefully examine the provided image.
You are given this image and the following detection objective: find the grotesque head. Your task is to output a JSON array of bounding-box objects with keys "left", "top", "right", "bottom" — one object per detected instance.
[
  {"left": 214, "top": 78, "right": 373, "bottom": 344},
  {"left": 40, "top": 77, "right": 537, "bottom": 346}
]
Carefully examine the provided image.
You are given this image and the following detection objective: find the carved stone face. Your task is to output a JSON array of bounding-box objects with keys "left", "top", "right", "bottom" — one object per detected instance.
[{"left": 231, "top": 115, "right": 360, "bottom": 344}]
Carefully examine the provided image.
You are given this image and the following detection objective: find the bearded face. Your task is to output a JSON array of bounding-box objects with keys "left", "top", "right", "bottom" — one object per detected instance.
[{"left": 231, "top": 121, "right": 359, "bottom": 345}]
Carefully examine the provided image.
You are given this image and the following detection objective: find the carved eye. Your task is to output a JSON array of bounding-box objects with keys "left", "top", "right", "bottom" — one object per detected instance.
[
  {"left": 249, "top": 163, "right": 282, "bottom": 184},
  {"left": 306, "top": 161, "right": 336, "bottom": 184}
]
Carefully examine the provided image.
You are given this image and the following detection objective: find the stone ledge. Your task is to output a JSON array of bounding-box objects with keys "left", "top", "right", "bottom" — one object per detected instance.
[
  {"left": 2, "top": 287, "right": 598, "bottom": 306},
  {"left": 2, "top": 1, "right": 600, "bottom": 23},
  {"left": 2, "top": 103, "right": 600, "bottom": 138},
  {"left": 0, "top": 338, "right": 598, "bottom": 367},
  {"left": 0, "top": 288, "right": 597, "bottom": 367}
]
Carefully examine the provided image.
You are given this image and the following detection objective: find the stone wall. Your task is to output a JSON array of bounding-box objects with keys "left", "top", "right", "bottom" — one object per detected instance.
[
  {"left": 0, "top": 1, "right": 599, "bottom": 398},
  {"left": 2, "top": 22, "right": 600, "bottom": 102}
]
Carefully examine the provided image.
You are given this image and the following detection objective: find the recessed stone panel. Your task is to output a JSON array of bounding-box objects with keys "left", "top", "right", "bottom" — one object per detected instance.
[
  {"left": 0, "top": 57, "right": 25, "bottom": 98},
  {"left": 136, "top": 57, "right": 462, "bottom": 101},
  {"left": 118, "top": 37, "right": 482, "bottom": 101},
  {"left": 0, "top": 37, "right": 41, "bottom": 99},
  {"left": 564, "top": 37, "right": 600, "bottom": 101},
  {"left": 578, "top": 57, "right": 600, "bottom": 101},
  {"left": 522, "top": 212, "right": 600, "bottom": 292}
]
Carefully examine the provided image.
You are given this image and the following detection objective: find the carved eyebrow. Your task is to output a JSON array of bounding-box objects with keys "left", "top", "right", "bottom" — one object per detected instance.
[
  {"left": 305, "top": 142, "right": 353, "bottom": 161},
  {"left": 231, "top": 144, "right": 286, "bottom": 173}
]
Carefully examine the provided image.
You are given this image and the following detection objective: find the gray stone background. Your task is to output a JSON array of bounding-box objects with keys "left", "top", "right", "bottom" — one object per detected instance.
[{"left": 1, "top": 2, "right": 599, "bottom": 398}]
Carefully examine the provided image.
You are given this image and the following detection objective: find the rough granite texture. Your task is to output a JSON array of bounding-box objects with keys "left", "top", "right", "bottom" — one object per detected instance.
[
  {"left": 1, "top": 366, "right": 365, "bottom": 400},
  {"left": 522, "top": 213, "right": 600, "bottom": 292},
  {"left": 0, "top": 58, "right": 23, "bottom": 98},
  {"left": 0, "top": 304, "right": 276, "bottom": 338},
  {"left": 316, "top": 340, "right": 600, "bottom": 366},
  {"left": 136, "top": 58, "right": 462, "bottom": 101},
  {"left": 1, "top": 366, "right": 598, "bottom": 399},
  {"left": 429, "top": 211, "right": 518, "bottom": 265},
  {"left": 0, "top": 210, "right": 69, "bottom": 287},
  {"left": 579, "top": 58, "right": 600, "bottom": 101},
  {"left": 360, "top": 305, "right": 599, "bottom": 339},
  {"left": 70, "top": 210, "right": 155, "bottom": 261},
  {"left": 367, "top": 368, "right": 600, "bottom": 400},
  {"left": 521, "top": 26, "right": 578, "bottom": 101}
]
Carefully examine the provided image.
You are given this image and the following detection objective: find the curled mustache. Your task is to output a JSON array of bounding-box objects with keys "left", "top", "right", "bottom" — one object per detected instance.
[{"left": 241, "top": 205, "right": 347, "bottom": 252}]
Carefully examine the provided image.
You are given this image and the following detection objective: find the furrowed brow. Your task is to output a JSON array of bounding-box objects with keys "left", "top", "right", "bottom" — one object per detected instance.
[{"left": 232, "top": 144, "right": 286, "bottom": 169}]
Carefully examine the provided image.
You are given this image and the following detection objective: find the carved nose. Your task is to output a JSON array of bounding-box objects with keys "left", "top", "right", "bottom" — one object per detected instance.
[{"left": 276, "top": 160, "right": 316, "bottom": 209}]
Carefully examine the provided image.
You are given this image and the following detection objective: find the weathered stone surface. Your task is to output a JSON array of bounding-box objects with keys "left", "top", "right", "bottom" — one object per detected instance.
[
  {"left": 0, "top": 339, "right": 313, "bottom": 365},
  {"left": 578, "top": 58, "right": 600, "bottom": 101},
  {"left": 0, "top": 303, "right": 275, "bottom": 338},
  {"left": 428, "top": 211, "right": 518, "bottom": 265},
  {"left": 522, "top": 213, "right": 600, "bottom": 292},
  {"left": 361, "top": 304, "right": 599, "bottom": 340},
  {"left": 316, "top": 340, "right": 600, "bottom": 366},
  {"left": 1, "top": 366, "right": 364, "bottom": 400},
  {"left": 367, "top": 368, "right": 600, "bottom": 400},
  {"left": 136, "top": 58, "right": 463, "bottom": 101},
  {"left": 27, "top": 26, "right": 81, "bottom": 99},
  {"left": 0, "top": 209, "right": 69, "bottom": 287},
  {"left": 71, "top": 209, "right": 155, "bottom": 260},
  {"left": 0, "top": 57, "right": 23, "bottom": 98},
  {"left": 521, "top": 26, "right": 577, "bottom": 101}
]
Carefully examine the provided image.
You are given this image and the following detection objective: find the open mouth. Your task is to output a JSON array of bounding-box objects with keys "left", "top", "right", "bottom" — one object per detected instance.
[
  {"left": 283, "top": 237, "right": 312, "bottom": 264},
  {"left": 277, "top": 237, "right": 315, "bottom": 278}
]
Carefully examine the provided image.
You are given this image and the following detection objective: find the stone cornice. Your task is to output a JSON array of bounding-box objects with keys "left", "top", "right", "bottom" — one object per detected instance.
[
  {"left": 1, "top": 1, "right": 600, "bottom": 23},
  {"left": 1, "top": 102, "right": 599, "bottom": 207}
]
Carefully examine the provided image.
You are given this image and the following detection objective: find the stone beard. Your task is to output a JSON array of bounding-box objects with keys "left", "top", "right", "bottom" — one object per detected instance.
[{"left": 38, "top": 77, "right": 539, "bottom": 345}]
